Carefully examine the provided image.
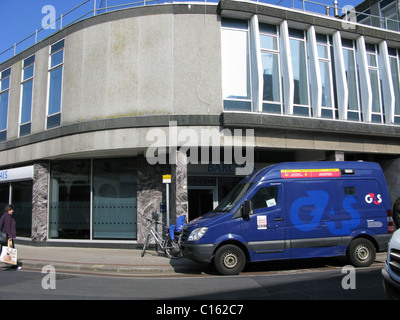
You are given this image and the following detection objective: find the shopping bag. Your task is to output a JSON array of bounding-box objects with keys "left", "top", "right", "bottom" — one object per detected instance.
[{"left": 0, "top": 245, "right": 17, "bottom": 265}]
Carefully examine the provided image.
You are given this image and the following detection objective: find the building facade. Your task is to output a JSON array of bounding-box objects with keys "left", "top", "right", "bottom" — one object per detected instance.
[{"left": 1, "top": 0, "right": 400, "bottom": 246}]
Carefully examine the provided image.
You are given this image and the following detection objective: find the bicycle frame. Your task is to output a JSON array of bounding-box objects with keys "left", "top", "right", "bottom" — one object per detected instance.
[{"left": 141, "top": 218, "right": 182, "bottom": 259}]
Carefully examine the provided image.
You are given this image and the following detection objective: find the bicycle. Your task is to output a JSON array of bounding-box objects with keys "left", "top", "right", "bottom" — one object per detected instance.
[{"left": 141, "top": 217, "right": 182, "bottom": 259}]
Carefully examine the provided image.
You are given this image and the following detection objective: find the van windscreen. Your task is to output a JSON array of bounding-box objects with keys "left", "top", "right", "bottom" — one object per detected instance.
[{"left": 213, "top": 183, "right": 253, "bottom": 212}]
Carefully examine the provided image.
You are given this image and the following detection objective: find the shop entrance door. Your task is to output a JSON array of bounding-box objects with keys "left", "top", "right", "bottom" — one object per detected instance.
[{"left": 188, "top": 187, "right": 217, "bottom": 222}]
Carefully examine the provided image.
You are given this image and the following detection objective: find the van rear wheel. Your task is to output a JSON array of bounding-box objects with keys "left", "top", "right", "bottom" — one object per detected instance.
[
  {"left": 347, "top": 238, "right": 376, "bottom": 267},
  {"left": 214, "top": 244, "right": 246, "bottom": 275}
]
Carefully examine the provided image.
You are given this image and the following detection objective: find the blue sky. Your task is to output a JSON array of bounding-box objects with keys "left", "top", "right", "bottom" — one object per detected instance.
[{"left": 0, "top": 0, "right": 364, "bottom": 64}]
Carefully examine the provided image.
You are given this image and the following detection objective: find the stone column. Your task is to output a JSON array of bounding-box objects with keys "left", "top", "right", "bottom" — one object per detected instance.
[
  {"left": 136, "top": 156, "right": 169, "bottom": 243},
  {"left": 31, "top": 162, "right": 49, "bottom": 242},
  {"left": 171, "top": 150, "right": 188, "bottom": 223}
]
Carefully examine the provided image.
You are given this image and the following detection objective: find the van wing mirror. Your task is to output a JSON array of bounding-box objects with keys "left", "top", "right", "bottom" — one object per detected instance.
[{"left": 242, "top": 200, "right": 253, "bottom": 220}]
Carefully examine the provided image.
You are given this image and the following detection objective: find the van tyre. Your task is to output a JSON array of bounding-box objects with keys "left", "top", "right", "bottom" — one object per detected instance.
[
  {"left": 347, "top": 238, "right": 376, "bottom": 267},
  {"left": 214, "top": 245, "right": 246, "bottom": 275}
]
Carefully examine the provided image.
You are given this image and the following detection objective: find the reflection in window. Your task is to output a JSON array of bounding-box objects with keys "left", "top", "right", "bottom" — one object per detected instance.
[
  {"left": 317, "top": 34, "right": 335, "bottom": 119},
  {"left": 47, "top": 39, "right": 64, "bottom": 129},
  {"left": 342, "top": 39, "right": 361, "bottom": 121},
  {"left": 260, "top": 23, "right": 281, "bottom": 114},
  {"left": 289, "top": 29, "right": 309, "bottom": 116},
  {"left": 389, "top": 47, "right": 400, "bottom": 124},
  {"left": 49, "top": 160, "right": 91, "bottom": 239},
  {"left": 93, "top": 159, "right": 137, "bottom": 240},
  {"left": 251, "top": 185, "right": 279, "bottom": 211},
  {"left": 366, "top": 44, "right": 383, "bottom": 123},
  {"left": 20, "top": 55, "right": 35, "bottom": 136},
  {"left": 221, "top": 19, "right": 251, "bottom": 111},
  {"left": 0, "top": 68, "right": 10, "bottom": 141}
]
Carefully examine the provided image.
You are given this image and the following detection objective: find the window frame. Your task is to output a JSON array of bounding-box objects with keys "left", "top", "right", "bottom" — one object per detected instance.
[
  {"left": 316, "top": 34, "right": 336, "bottom": 119},
  {"left": 46, "top": 39, "right": 65, "bottom": 129},
  {"left": 19, "top": 55, "right": 35, "bottom": 137},
  {"left": 366, "top": 43, "right": 384, "bottom": 123},
  {"left": 342, "top": 39, "right": 362, "bottom": 121},
  {"left": 289, "top": 28, "right": 311, "bottom": 117},
  {"left": 259, "top": 22, "right": 282, "bottom": 114},
  {"left": 0, "top": 68, "right": 11, "bottom": 142},
  {"left": 221, "top": 19, "right": 252, "bottom": 112}
]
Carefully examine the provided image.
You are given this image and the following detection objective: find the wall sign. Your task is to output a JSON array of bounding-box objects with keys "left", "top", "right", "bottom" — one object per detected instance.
[{"left": 0, "top": 166, "right": 34, "bottom": 183}]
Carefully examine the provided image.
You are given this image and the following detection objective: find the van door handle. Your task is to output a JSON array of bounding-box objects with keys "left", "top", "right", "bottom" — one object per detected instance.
[{"left": 274, "top": 217, "right": 284, "bottom": 221}]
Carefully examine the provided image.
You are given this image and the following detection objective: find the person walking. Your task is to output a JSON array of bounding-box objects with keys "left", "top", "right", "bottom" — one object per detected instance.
[{"left": 0, "top": 204, "right": 21, "bottom": 269}]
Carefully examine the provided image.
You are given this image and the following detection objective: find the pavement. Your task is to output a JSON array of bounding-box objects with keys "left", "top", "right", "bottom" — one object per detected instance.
[
  {"left": 0, "top": 244, "right": 388, "bottom": 276},
  {"left": 0, "top": 244, "right": 206, "bottom": 276}
]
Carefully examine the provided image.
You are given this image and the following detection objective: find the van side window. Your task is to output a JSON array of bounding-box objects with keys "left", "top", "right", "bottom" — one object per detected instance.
[
  {"left": 251, "top": 185, "right": 279, "bottom": 211},
  {"left": 344, "top": 186, "right": 356, "bottom": 195}
]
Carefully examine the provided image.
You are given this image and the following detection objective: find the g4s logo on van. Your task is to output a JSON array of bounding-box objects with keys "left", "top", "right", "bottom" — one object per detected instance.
[
  {"left": 365, "top": 193, "right": 382, "bottom": 205},
  {"left": 290, "top": 190, "right": 361, "bottom": 235}
]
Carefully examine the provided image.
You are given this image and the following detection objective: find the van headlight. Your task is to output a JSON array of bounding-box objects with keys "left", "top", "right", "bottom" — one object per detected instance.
[{"left": 188, "top": 227, "right": 208, "bottom": 241}]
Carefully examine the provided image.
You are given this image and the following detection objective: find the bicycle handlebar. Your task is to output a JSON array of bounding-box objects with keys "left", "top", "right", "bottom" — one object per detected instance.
[{"left": 143, "top": 217, "right": 168, "bottom": 226}]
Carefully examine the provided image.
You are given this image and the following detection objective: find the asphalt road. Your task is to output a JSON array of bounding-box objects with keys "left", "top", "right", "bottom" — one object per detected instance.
[{"left": 0, "top": 261, "right": 388, "bottom": 300}]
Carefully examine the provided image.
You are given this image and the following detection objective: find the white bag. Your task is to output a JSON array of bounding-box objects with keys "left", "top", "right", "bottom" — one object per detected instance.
[{"left": 0, "top": 241, "right": 17, "bottom": 265}]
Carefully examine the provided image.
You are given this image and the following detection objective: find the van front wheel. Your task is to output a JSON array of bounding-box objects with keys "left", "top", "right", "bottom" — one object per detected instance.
[
  {"left": 347, "top": 238, "right": 376, "bottom": 267},
  {"left": 214, "top": 244, "right": 246, "bottom": 275}
]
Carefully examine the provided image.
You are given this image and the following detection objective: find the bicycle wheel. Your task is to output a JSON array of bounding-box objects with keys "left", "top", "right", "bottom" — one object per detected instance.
[
  {"left": 165, "top": 237, "right": 182, "bottom": 259},
  {"left": 141, "top": 233, "right": 151, "bottom": 257}
]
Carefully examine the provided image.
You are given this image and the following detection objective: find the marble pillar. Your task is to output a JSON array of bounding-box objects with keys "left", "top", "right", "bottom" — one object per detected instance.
[
  {"left": 136, "top": 157, "right": 169, "bottom": 243},
  {"left": 31, "top": 162, "right": 49, "bottom": 242},
  {"left": 171, "top": 150, "right": 188, "bottom": 223}
]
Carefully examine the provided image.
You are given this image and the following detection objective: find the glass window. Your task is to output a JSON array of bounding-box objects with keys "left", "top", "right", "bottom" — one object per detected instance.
[
  {"left": 251, "top": 185, "right": 279, "bottom": 211},
  {"left": 380, "top": 2, "right": 399, "bottom": 31},
  {"left": 260, "top": 23, "right": 281, "bottom": 114},
  {"left": 20, "top": 55, "right": 35, "bottom": 136},
  {"left": 389, "top": 48, "right": 400, "bottom": 124},
  {"left": 289, "top": 29, "right": 309, "bottom": 114},
  {"left": 0, "top": 68, "right": 11, "bottom": 141},
  {"left": 342, "top": 40, "right": 361, "bottom": 121},
  {"left": 317, "top": 35, "right": 335, "bottom": 118},
  {"left": 221, "top": 19, "right": 251, "bottom": 111},
  {"left": 12, "top": 180, "right": 33, "bottom": 238},
  {"left": 93, "top": 158, "right": 137, "bottom": 240},
  {"left": 47, "top": 40, "right": 64, "bottom": 129},
  {"left": 366, "top": 44, "right": 383, "bottom": 123},
  {"left": 49, "top": 158, "right": 138, "bottom": 240},
  {"left": 49, "top": 160, "right": 91, "bottom": 239}
]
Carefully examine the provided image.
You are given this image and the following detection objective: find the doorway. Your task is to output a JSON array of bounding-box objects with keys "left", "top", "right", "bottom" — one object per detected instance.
[{"left": 188, "top": 187, "right": 217, "bottom": 221}]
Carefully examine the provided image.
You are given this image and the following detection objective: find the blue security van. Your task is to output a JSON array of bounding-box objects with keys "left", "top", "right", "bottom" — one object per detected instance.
[{"left": 181, "top": 161, "right": 394, "bottom": 275}]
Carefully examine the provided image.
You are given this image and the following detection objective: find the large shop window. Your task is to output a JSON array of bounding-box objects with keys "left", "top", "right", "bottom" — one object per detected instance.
[
  {"left": 93, "top": 159, "right": 137, "bottom": 240},
  {"left": 49, "top": 158, "right": 137, "bottom": 240},
  {"left": 0, "top": 181, "right": 33, "bottom": 238},
  {"left": 49, "top": 160, "right": 91, "bottom": 239}
]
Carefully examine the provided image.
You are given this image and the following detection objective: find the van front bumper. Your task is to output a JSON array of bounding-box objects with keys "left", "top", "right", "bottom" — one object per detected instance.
[{"left": 182, "top": 243, "right": 215, "bottom": 264}]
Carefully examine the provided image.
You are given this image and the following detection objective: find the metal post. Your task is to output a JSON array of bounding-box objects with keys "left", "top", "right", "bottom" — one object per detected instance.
[
  {"left": 94, "top": 0, "right": 97, "bottom": 16},
  {"left": 166, "top": 183, "right": 170, "bottom": 226},
  {"left": 333, "top": 0, "right": 339, "bottom": 17}
]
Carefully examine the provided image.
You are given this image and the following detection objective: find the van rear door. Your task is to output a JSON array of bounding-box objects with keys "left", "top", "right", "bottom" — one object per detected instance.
[{"left": 241, "top": 182, "right": 287, "bottom": 261}]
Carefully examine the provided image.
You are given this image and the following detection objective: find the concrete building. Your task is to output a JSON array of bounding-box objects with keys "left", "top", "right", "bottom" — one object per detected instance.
[{"left": 1, "top": 0, "right": 400, "bottom": 246}]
